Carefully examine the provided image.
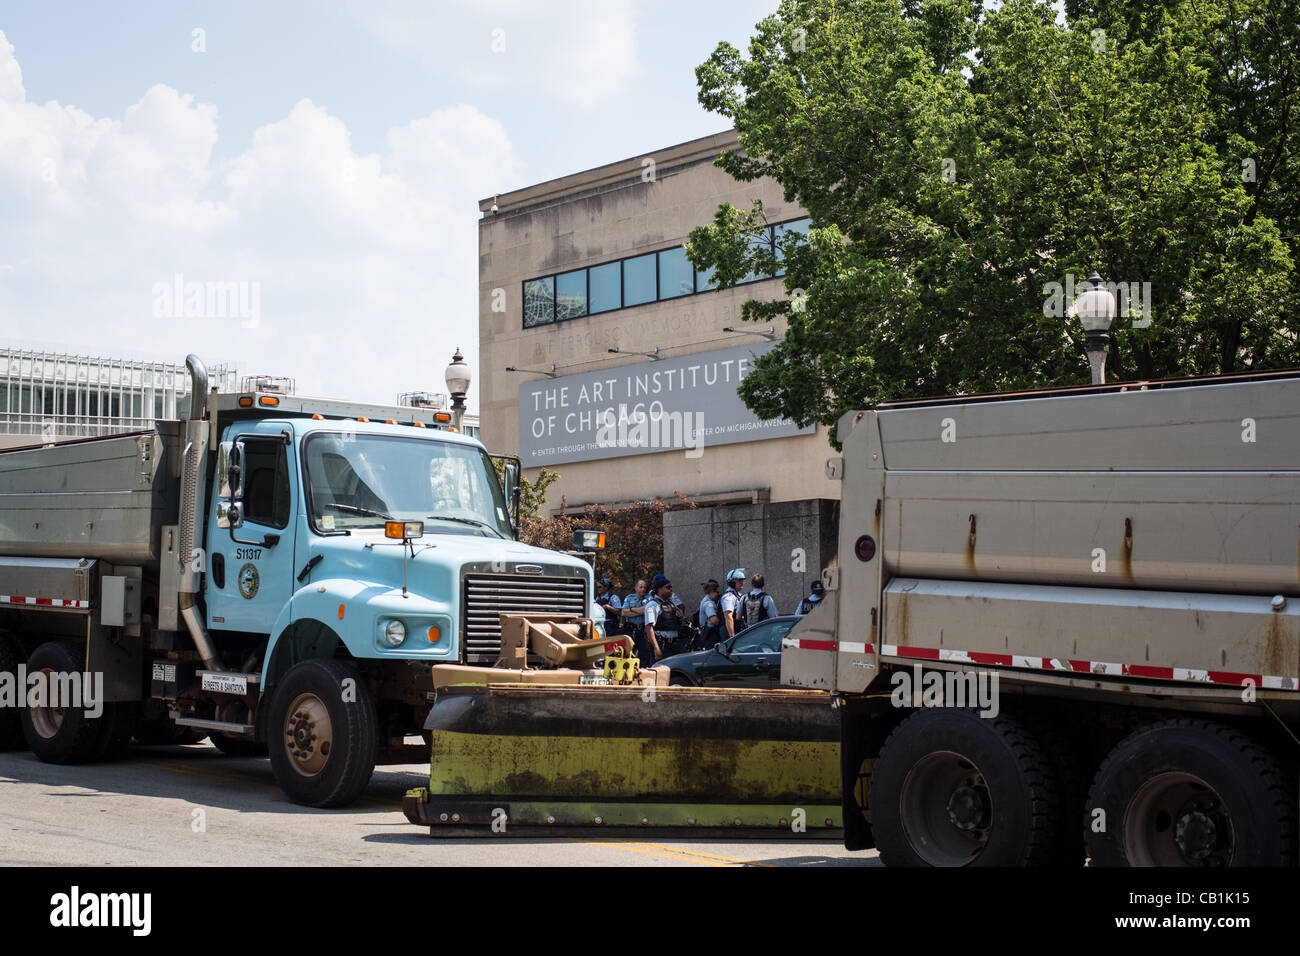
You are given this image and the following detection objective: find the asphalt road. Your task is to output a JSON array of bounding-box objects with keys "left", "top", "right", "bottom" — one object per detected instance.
[{"left": 0, "top": 740, "right": 879, "bottom": 867}]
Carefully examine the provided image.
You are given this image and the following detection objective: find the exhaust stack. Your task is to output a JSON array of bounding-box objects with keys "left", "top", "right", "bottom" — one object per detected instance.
[{"left": 179, "top": 354, "right": 222, "bottom": 672}]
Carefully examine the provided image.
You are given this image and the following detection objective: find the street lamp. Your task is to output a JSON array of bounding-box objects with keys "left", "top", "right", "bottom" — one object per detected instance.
[
  {"left": 444, "top": 348, "right": 471, "bottom": 430},
  {"left": 1074, "top": 270, "right": 1116, "bottom": 385}
]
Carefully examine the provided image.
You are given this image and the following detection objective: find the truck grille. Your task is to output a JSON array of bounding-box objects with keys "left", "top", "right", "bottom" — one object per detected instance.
[{"left": 462, "top": 573, "right": 588, "bottom": 661}]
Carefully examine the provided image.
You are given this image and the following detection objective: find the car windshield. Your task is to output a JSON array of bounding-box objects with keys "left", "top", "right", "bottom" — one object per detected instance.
[
  {"left": 303, "top": 432, "right": 511, "bottom": 537},
  {"left": 732, "top": 620, "right": 794, "bottom": 654}
]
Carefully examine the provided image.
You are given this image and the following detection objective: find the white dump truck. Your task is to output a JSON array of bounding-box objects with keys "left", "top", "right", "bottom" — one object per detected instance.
[
  {"left": 782, "top": 370, "right": 1300, "bottom": 866},
  {"left": 0, "top": 356, "right": 600, "bottom": 807}
]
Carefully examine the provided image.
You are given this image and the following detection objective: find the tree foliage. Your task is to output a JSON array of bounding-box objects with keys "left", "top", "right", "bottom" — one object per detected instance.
[
  {"left": 688, "top": 0, "right": 1298, "bottom": 443},
  {"left": 521, "top": 496, "right": 697, "bottom": 593}
]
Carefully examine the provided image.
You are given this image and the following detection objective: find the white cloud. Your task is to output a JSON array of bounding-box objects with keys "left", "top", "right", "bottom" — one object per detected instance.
[
  {"left": 341, "top": 0, "right": 642, "bottom": 109},
  {"left": 0, "top": 30, "right": 520, "bottom": 407}
]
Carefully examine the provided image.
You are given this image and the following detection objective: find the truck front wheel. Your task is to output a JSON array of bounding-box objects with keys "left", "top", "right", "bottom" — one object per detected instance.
[
  {"left": 19, "top": 641, "right": 102, "bottom": 764},
  {"left": 869, "top": 708, "right": 1060, "bottom": 866},
  {"left": 1085, "top": 719, "right": 1297, "bottom": 867},
  {"left": 267, "top": 659, "right": 377, "bottom": 808}
]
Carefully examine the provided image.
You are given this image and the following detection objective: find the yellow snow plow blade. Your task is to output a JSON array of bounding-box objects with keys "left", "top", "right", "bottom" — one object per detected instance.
[{"left": 403, "top": 683, "right": 842, "bottom": 831}]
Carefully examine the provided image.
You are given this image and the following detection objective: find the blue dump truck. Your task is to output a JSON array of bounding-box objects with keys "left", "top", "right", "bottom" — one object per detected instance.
[{"left": 0, "top": 355, "right": 600, "bottom": 806}]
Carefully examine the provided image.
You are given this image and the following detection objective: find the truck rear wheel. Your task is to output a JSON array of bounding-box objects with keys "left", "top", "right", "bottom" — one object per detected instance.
[
  {"left": 1084, "top": 719, "right": 1297, "bottom": 867},
  {"left": 267, "top": 659, "right": 377, "bottom": 807},
  {"left": 19, "top": 641, "right": 102, "bottom": 765},
  {"left": 869, "top": 708, "right": 1060, "bottom": 866},
  {"left": 91, "top": 702, "right": 135, "bottom": 761},
  {"left": 0, "top": 631, "right": 25, "bottom": 751}
]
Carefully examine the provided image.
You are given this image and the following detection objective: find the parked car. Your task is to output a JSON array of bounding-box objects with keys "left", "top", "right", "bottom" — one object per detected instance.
[{"left": 657, "top": 616, "right": 798, "bottom": 687}]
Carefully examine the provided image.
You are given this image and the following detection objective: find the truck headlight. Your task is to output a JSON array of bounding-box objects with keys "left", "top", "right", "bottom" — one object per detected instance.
[{"left": 380, "top": 619, "right": 406, "bottom": 647}]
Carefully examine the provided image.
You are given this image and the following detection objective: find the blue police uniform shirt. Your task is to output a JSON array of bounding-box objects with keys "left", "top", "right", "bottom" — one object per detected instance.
[{"left": 698, "top": 595, "right": 719, "bottom": 628}]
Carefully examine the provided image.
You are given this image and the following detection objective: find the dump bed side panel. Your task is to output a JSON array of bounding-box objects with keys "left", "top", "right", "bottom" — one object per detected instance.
[
  {"left": 876, "top": 378, "right": 1300, "bottom": 596},
  {"left": 0, "top": 425, "right": 179, "bottom": 564}
]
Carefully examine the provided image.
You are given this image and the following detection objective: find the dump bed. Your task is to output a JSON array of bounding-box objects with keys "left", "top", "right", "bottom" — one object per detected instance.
[
  {"left": 0, "top": 424, "right": 180, "bottom": 564},
  {"left": 786, "top": 372, "right": 1300, "bottom": 696},
  {"left": 873, "top": 374, "right": 1300, "bottom": 594}
]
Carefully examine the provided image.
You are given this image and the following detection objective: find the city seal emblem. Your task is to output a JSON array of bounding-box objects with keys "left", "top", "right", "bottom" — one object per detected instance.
[{"left": 238, "top": 562, "right": 260, "bottom": 600}]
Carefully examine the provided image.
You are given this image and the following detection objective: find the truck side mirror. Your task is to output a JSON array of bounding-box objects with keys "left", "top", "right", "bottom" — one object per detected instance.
[
  {"left": 503, "top": 461, "right": 521, "bottom": 530},
  {"left": 216, "top": 440, "right": 245, "bottom": 529}
]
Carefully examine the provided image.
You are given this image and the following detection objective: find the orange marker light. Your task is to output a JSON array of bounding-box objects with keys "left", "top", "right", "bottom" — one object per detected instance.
[
  {"left": 311, "top": 413, "right": 323, "bottom": 420},
  {"left": 427, "top": 625, "right": 441, "bottom": 643},
  {"left": 238, "top": 396, "right": 253, "bottom": 408},
  {"left": 385, "top": 521, "right": 404, "bottom": 539},
  {"left": 338, "top": 603, "right": 345, "bottom": 620},
  {"left": 412, "top": 421, "right": 426, "bottom": 428},
  {"left": 357, "top": 416, "right": 369, "bottom": 422},
  {"left": 433, "top": 412, "right": 451, "bottom": 423},
  {"left": 259, "top": 395, "right": 279, "bottom": 407}
]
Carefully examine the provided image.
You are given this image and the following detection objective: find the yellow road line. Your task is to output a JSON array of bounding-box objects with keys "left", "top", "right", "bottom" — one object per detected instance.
[
  {"left": 583, "top": 840, "right": 731, "bottom": 866},
  {"left": 622, "top": 841, "right": 778, "bottom": 867}
]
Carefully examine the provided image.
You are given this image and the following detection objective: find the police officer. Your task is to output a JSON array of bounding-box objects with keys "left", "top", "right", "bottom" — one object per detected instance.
[
  {"left": 642, "top": 574, "right": 682, "bottom": 663},
  {"left": 742, "top": 573, "right": 779, "bottom": 630},
  {"left": 720, "top": 569, "right": 747, "bottom": 639},
  {"left": 620, "top": 578, "right": 649, "bottom": 647},
  {"left": 595, "top": 576, "right": 623, "bottom": 635},
  {"left": 796, "top": 580, "right": 825, "bottom": 617},
  {"left": 697, "top": 579, "right": 721, "bottom": 646}
]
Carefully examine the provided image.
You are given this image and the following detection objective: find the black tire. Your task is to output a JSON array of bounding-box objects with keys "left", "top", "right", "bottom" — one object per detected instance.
[
  {"left": 668, "top": 672, "right": 694, "bottom": 687},
  {"left": 210, "top": 733, "right": 269, "bottom": 757},
  {"left": 91, "top": 702, "right": 136, "bottom": 762},
  {"left": 267, "top": 659, "right": 377, "bottom": 807},
  {"left": 1018, "top": 709, "right": 1089, "bottom": 867},
  {"left": 19, "top": 641, "right": 102, "bottom": 764},
  {"left": 0, "top": 631, "right": 25, "bottom": 751},
  {"left": 1085, "top": 719, "right": 1298, "bottom": 867},
  {"left": 869, "top": 708, "right": 1061, "bottom": 866}
]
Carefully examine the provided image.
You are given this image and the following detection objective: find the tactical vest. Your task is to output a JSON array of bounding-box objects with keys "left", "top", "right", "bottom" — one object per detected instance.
[{"left": 743, "top": 590, "right": 770, "bottom": 629}]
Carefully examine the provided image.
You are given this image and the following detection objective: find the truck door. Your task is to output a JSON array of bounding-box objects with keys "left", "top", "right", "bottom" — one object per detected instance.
[{"left": 206, "top": 426, "right": 297, "bottom": 636}]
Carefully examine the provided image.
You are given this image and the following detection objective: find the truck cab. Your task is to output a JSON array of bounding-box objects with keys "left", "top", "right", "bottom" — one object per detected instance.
[{"left": 0, "top": 358, "right": 598, "bottom": 808}]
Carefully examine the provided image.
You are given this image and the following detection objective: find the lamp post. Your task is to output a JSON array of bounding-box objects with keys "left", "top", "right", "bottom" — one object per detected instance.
[
  {"left": 444, "top": 348, "right": 471, "bottom": 430},
  {"left": 1074, "top": 270, "right": 1117, "bottom": 385}
]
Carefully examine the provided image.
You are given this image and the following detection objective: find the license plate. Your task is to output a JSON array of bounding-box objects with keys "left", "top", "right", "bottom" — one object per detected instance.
[{"left": 579, "top": 675, "right": 611, "bottom": 685}]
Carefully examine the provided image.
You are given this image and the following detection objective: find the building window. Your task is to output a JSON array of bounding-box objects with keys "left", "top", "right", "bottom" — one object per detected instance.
[
  {"left": 658, "top": 247, "right": 694, "bottom": 299},
  {"left": 517, "top": 215, "right": 811, "bottom": 329},
  {"left": 589, "top": 262, "right": 621, "bottom": 314},
  {"left": 523, "top": 277, "right": 555, "bottom": 327},
  {"left": 622, "top": 254, "right": 656, "bottom": 307},
  {"left": 555, "top": 270, "right": 588, "bottom": 320}
]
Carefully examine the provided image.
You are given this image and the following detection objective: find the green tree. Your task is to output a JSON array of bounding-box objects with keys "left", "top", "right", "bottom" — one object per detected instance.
[
  {"left": 689, "top": 0, "right": 1297, "bottom": 443},
  {"left": 491, "top": 459, "right": 560, "bottom": 524}
]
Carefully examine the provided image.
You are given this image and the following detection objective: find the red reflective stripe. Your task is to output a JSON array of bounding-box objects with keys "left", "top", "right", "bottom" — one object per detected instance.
[
  {"left": 799, "top": 639, "right": 836, "bottom": 652},
  {"left": 34, "top": 598, "right": 52, "bottom": 606},
  {"left": 1125, "top": 664, "right": 1174, "bottom": 680},
  {"left": 1068, "top": 659, "right": 1091, "bottom": 672},
  {"left": 1207, "top": 670, "right": 1260, "bottom": 686},
  {"left": 894, "top": 646, "right": 940, "bottom": 660}
]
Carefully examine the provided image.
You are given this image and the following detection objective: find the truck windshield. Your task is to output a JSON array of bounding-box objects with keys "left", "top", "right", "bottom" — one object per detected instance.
[{"left": 302, "top": 433, "right": 511, "bottom": 538}]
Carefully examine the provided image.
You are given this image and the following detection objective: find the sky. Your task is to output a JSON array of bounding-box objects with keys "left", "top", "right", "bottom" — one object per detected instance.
[{"left": 0, "top": 0, "right": 778, "bottom": 410}]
